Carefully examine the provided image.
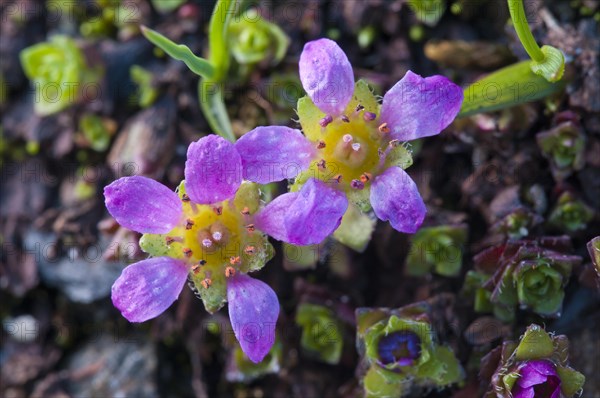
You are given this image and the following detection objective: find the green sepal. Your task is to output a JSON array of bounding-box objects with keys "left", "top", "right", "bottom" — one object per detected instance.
[
  {"left": 141, "top": 26, "right": 214, "bottom": 79},
  {"left": 233, "top": 181, "right": 261, "bottom": 214},
  {"left": 417, "top": 345, "right": 463, "bottom": 386},
  {"left": 530, "top": 45, "right": 565, "bottom": 83},
  {"left": 384, "top": 146, "right": 414, "bottom": 170},
  {"left": 364, "top": 366, "right": 404, "bottom": 398},
  {"left": 514, "top": 325, "right": 554, "bottom": 361},
  {"left": 139, "top": 233, "right": 181, "bottom": 259},
  {"left": 502, "top": 371, "right": 520, "bottom": 392},
  {"left": 459, "top": 60, "right": 566, "bottom": 118},
  {"left": 295, "top": 304, "right": 343, "bottom": 365},
  {"left": 556, "top": 366, "right": 586, "bottom": 397},
  {"left": 189, "top": 265, "right": 227, "bottom": 314},
  {"left": 333, "top": 204, "right": 376, "bottom": 252}
]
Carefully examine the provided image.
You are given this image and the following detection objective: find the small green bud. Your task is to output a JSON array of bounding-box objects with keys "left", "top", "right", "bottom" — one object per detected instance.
[
  {"left": 406, "top": 225, "right": 467, "bottom": 277},
  {"left": 548, "top": 192, "right": 594, "bottom": 232}
]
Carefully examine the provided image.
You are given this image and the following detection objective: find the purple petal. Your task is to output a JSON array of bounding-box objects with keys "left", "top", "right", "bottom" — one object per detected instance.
[
  {"left": 111, "top": 257, "right": 188, "bottom": 323},
  {"left": 517, "top": 360, "right": 557, "bottom": 388},
  {"left": 380, "top": 70, "right": 463, "bottom": 141},
  {"left": 255, "top": 178, "right": 348, "bottom": 245},
  {"left": 370, "top": 167, "right": 426, "bottom": 233},
  {"left": 299, "top": 38, "right": 354, "bottom": 116},
  {"left": 512, "top": 386, "right": 535, "bottom": 398},
  {"left": 227, "top": 274, "right": 279, "bottom": 363},
  {"left": 104, "top": 176, "right": 182, "bottom": 234},
  {"left": 185, "top": 135, "right": 242, "bottom": 204},
  {"left": 235, "top": 126, "right": 315, "bottom": 184}
]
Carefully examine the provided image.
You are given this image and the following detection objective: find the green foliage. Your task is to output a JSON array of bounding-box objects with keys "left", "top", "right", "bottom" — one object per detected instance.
[
  {"left": 20, "top": 35, "right": 101, "bottom": 115},
  {"left": 537, "top": 121, "right": 586, "bottom": 181},
  {"left": 228, "top": 8, "right": 289, "bottom": 65},
  {"left": 406, "top": 225, "right": 467, "bottom": 277},
  {"left": 587, "top": 237, "right": 600, "bottom": 276},
  {"left": 150, "top": 0, "right": 185, "bottom": 13},
  {"left": 507, "top": 0, "right": 565, "bottom": 82},
  {"left": 79, "top": 114, "right": 112, "bottom": 152},
  {"left": 548, "top": 192, "right": 594, "bottom": 232},
  {"left": 296, "top": 304, "right": 343, "bottom": 364},
  {"left": 407, "top": 0, "right": 447, "bottom": 27},
  {"left": 459, "top": 60, "right": 566, "bottom": 117},
  {"left": 130, "top": 65, "right": 159, "bottom": 108}
]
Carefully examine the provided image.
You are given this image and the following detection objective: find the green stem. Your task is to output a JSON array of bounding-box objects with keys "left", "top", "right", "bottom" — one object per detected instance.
[{"left": 507, "top": 0, "right": 545, "bottom": 62}]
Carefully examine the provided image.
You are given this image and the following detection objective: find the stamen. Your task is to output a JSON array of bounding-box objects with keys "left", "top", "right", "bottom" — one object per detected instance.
[
  {"left": 181, "top": 194, "right": 191, "bottom": 202},
  {"left": 317, "top": 159, "right": 326, "bottom": 170},
  {"left": 244, "top": 246, "right": 256, "bottom": 255},
  {"left": 343, "top": 134, "right": 353, "bottom": 143},
  {"left": 225, "top": 266, "right": 236, "bottom": 277},
  {"left": 363, "top": 111, "right": 377, "bottom": 121},
  {"left": 378, "top": 148, "right": 384, "bottom": 157},
  {"left": 389, "top": 139, "right": 400, "bottom": 148},
  {"left": 319, "top": 115, "right": 333, "bottom": 127},
  {"left": 355, "top": 104, "right": 365, "bottom": 112},
  {"left": 191, "top": 263, "right": 202, "bottom": 274},
  {"left": 202, "top": 239, "right": 213, "bottom": 248},
  {"left": 360, "top": 172, "right": 372, "bottom": 183},
  {"left": 212, "top": 206, "right": 223, "bottom": 216},
  {"left": 229, "top": 256, "right": 241, "bottom": 265},
  {"left": 245, "top": 224, "right": 256, "bottom": 233},
  {"left": 341, "top": 115, "right": 350, "bottom": 123},
  {"left": 201, "top": 278, "right": 212, "bottom": 289},
  {"left": 212, "top": 231, "right": 222, "bottom": 241},
  {"left": 378, "top": 123, "right": 390, "bottom": 134},
  {"left": 241, "top": 206, "right": 250, "bottom": 216},
  {"left": 332, "top": 174, "right": 343, "bottom": 184},
  {"left": 351, "top": 179, "right": 365, "bottom": 190},
  {"left": 183, "top": 248, "right": 193, "bottom": 257},
  {"left": 165, "top": 236, "right": 175, "bottom": 245},
  {"left": 317, "top": 140, "right": 326, "bottom": 149},
  {"left": 352, "top": 142, "right": 361, "bottom": 151},
  {"left": 198, "top": 259, "right": 207, "bottom": 266},
  {"left": 185, "top": 218, "right": 195, "bottom": 230}
]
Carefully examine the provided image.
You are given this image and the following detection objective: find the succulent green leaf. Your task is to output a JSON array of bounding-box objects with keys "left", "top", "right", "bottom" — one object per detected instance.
[
  {"left": 208, "top": 0, "right": 236, "bottom": 81},
  {"left": 19, "top": 35, "right": 92, "bottom": 115},
  {"left": 141, "top": 26, "right": 214, "bottom": 79},
  {"left": 530, "top": 45, "right": 565, "bottom": 83},
  {"left": 296, "top": 304, "right": 343, "bottom": 364},
  {"left": 459, "top": 60, "right": 566, "bottom": 118},
  {"left": 406, "top": 225, "right": 467, "bottom": 277},
  {"left": 515, "top": 325, "right": 554, "bottom": 361}
]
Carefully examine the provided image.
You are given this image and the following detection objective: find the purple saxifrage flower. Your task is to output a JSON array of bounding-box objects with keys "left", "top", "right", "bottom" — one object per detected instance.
[
  {"left": 512, "top": 360, "right": 561, "bottom": 398},
  {"left": 104, "top": 135, "right": 346, "bottom": 362},
  {"left": 234, "top": 38, "right": 463, "bottom": 234}
]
